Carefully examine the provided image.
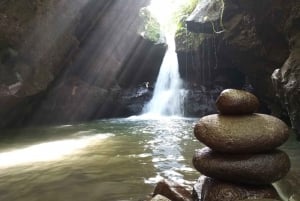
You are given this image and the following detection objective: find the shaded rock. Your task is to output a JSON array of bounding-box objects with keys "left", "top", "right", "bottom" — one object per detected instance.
[
  {"left": 193, "top": 147, "right": 290, "bottom": 185},
  {"left": 237, "top": 199, "right": 280, "bottom": 201},
  {"left": 183, "top": 86, "right": 222, "bottom": 117},
  {"left": 194, "top": 114, "right": 289, "bottom": 153},
  {"left": 272, "top": 41, "right": 300, "bottom": 138},
  {"left": 153, "top": 180, "right": 193, "bottom": 201},
  {"left": 185, "top": 0, "right": 296, "bottom": 134},
  {"left": 118, "top": 84, "right": 153, "bottom": 116},
  {"left": 28, "top": 77, "right": 120, "bottom": 125},
  {"left": 289, "top": 194, "right": 300, "bottom": 201},
  {"left": 151, "top": 194, "right": 171, "bottom": 201},
  {"left": 216, "top": 89, "right": 259, "bottom": 115},
  {"left": 193, "top": 176, "right": 280, "bottom": 201}
]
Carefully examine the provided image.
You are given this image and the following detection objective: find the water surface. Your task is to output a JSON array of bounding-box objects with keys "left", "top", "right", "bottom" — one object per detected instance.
[
  {"left": 0, "top": 118, "right": 201, "bottom": 201},
  {"left": 0, "top": 118, "right": 299, "bottom": 201}
]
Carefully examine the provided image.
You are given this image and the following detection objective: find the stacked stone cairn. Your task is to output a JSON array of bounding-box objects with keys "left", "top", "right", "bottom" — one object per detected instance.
[{"left": 192, "top": 89, "right": 291, "bottom": 201}]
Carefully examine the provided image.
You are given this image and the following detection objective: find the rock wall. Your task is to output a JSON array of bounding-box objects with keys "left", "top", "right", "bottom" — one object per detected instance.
[
  {"left": 0, "top": 0, "right": 166, "bottom": 127},
  {"left": 184, "top": 0, "right": 300, "bottom": 137}
]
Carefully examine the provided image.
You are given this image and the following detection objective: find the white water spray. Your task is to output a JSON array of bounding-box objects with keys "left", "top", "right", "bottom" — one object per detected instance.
[{"left": 142, "top": 34, "right": 186, "bottom": 116}]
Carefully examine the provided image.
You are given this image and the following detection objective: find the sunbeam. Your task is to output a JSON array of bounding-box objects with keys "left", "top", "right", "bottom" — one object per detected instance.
[{"left": 0, "top": 134, "right": 113, "bottom": 168}]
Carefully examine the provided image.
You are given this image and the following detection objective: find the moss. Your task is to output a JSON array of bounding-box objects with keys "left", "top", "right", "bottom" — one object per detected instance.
[
  {"left": 139, "top": 7, "right": 161, "bottom": 43},
  {"left": 175, "top": 27, "right": 207, "bottom": 51},
  {"left": 139, "top": 0, "right": 199, "bottom": 43},
  {"left": 174, "top": 0, "right": 206, "bottom": 51}
]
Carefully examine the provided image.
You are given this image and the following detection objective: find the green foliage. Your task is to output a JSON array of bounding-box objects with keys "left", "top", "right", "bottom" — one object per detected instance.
[
  {"left": 175, "top": 27, "right": 206, "bottom": 51},
  {"left": 174, "top": 0, "right": 206, "bottom": 51},
  {"left": 139, "top": 0, "right": 199, "bottom": 43},
  {"left": 139, "top": 7, "right": 161, "bottom": 43},
  {"left": 173, "top": 0, "right": 199, "bottom": 29}
]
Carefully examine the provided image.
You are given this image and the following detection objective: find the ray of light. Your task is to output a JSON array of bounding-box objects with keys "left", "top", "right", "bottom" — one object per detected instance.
[{"left": 0, "top": 133, "right": 113, "bottom": 168}]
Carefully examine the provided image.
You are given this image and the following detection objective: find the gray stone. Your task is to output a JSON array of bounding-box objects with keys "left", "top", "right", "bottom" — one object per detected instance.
[
  {"left": 194, "top": 114, "right": 289, "bottom": 153},
  {"left": 193, "top": 148, "right": 290, "bottom": 185}
]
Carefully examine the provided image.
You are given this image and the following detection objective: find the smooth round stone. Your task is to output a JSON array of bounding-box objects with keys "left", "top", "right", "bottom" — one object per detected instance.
[
  {"left": 216, "top": 89, "right": 259, "bottom": 115},
  {"left": 194, "top": 114, "right": 289, "bottom": 153},
  {"left": 193, "top": 147, "right": 291, "bottom": 185},
  {"left": 193, "top": 176, "right": 280, "bottom": 201}
]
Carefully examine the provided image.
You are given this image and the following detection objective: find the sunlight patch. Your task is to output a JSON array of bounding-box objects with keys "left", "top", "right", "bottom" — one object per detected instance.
[{"left": 0, "top": 134, "right": 113, "bottom": 168}]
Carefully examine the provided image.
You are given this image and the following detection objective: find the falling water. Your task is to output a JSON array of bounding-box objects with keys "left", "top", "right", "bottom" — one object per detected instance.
[{"left": 142, "top": 34, "right": 186, "bottom": 116}]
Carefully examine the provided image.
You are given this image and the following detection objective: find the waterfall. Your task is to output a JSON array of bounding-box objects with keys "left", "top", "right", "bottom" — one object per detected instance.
[{"left": 142, "top": 34, "right": 186, "bottom": 117}]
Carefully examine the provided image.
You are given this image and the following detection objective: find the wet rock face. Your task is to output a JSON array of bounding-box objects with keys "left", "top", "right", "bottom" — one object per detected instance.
[
  {"left": 151, "top": 195, "right": 171, "bottom": 201},
  {"left": 238, "top": 199, "right": 281, "bottom": 201},
  {"left": 194, "top": 114, "right": 289, "bottom": 153},
  {"left": 183, "top": 86, "right": 222, "bottom": 117},
  {"left": 193, "top": 176, "right": 281, "bottom": 201},
  {"left": 216, "top": 89, "right": 259, "bottom": 115},
  {"left": 272, "top": 20, "right": 300, "bottom": 137},
  {"left": 153, "top": 180, "right": 193, "bottom": 201},
  {"left": 193, "top": 148, "right": 291, "bottom": 185},
  {"left": 0, "top": 0, "right": 169, "bottom": 128},
  {"left": 185, "top": 0, "right": 300, "bottom": 136},
  {"left": 118, "top": 85, "right": 153, "bottom": 115}
]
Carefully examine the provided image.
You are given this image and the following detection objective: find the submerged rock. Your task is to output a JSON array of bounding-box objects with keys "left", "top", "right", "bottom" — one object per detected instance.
[
  {"left": 151, "top": 194, "right": 171, "bottom": 201},
  {"left": 216, "top": 89, "right": 259, "bottom": 115},
  {"left": 193, "top": 176, "right": 280, "bottom": 201},
  {"left": 194, "top": 114, "right": 289, "bottom": 153},
  {"left": 193, "top": 147, "right": 290, "bottom": 185},
  {"left": 153, "top": 180, "right": 193, "bottom": 201}
]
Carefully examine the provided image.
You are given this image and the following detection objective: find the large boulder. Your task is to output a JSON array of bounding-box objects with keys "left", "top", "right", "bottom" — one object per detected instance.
[
  {"left": 194, "top": 114, "right": 289, "bottom": 153},
  {"left": 193, "top": 147, "right": 290, "bottom": 185},
  {"left": 271, "top": 6, "right": 300, "bottom": 137},
  {"left": 216, "top": 89, "right": 259, "bottom": 115},
  {"left": 193, "top": 176, "right": 280, "bottom": 201}
]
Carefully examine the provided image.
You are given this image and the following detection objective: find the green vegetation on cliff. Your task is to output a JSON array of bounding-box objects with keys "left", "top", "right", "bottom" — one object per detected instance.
[
  {"left": 139, "top": 0, "right": 199, "bottom": 44},
  {"left": 174, "top": 0, "right": 208, "bottom": 52}
]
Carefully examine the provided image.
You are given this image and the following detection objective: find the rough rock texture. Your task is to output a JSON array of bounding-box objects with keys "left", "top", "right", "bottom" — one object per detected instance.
[
  {"left": 183, "top": 86, "right": 222, "bottom": 117},
  {"left": 272, "top": 37, "right": 300, "bottom": 139},
  {"left": 186, "top": 0, "right": 225, "bottom": 33},
  {"left": 216, "top": 89, "right": 259, "bottom": 115},
  {"left": 153, "top": 180, "right": 193, "bottom": 201},
  {"left": 193, "top": 147, "right": 291, "bottom": 185},
  {"left": 118, "top": 85, "right": 153, "bottom": 116},
  {"left": 194, "top": 114, "right": 289, "bottom": 153},
  {"left": 0, "top": 0, "right": 168, "bottom": 128},
  {"left": 238, "top": 199, "right": 280, "bottom": 201},
  {"left": 185, "top": 0, "right": 300, "bottom": 136},
  {"left": 193, "top": 176, "right": 280, "bottom": 201},
  {"left": 0, "top": 0, "right": 82, "bottom": 127},
  {"left": 151, "top": 194, "right": 171, "bottom": 201}
]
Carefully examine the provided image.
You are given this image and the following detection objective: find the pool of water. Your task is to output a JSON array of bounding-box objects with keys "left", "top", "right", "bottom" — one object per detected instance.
[
  {"left": 0, "top": 118, "right": 202, "bottom": 201},
  {"left": 0, "top": 118, "right": 298, "bottom": 201}
]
